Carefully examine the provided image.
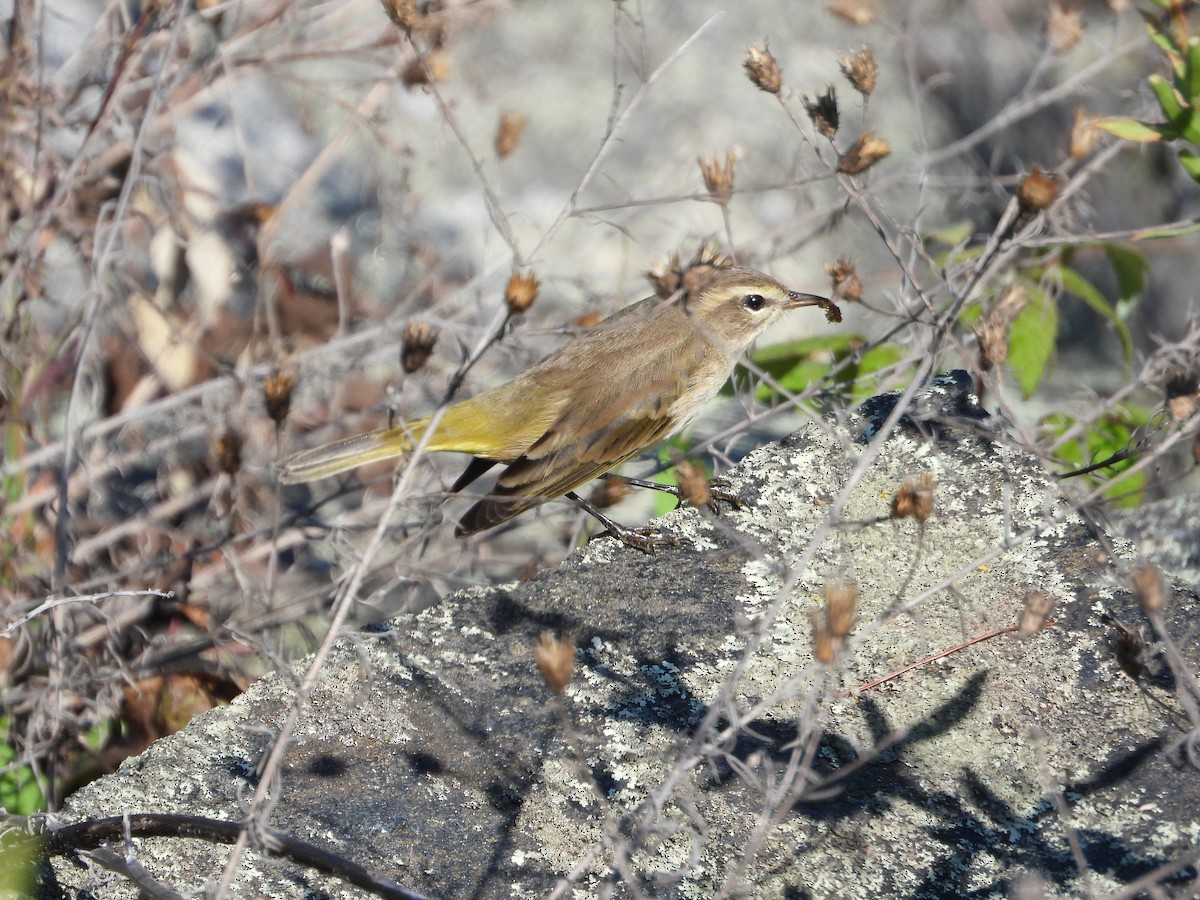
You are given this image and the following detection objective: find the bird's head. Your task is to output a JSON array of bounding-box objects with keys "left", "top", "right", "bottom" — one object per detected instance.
[{"left": 685, "top": 266, "right": 838, "bottom": 353}]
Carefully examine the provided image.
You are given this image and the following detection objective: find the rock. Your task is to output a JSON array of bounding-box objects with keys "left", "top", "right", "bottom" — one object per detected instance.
[{"left": 41, "top": 373, "right": 1200, "bottom": 898}]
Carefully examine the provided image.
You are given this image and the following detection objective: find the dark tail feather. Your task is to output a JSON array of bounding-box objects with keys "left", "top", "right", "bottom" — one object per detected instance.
[
  {"left": 455, "top": 495, "right": 540, "bottom": 537},
  {"left": 450, "top": 457, "right": 497, "bottom": 494}
]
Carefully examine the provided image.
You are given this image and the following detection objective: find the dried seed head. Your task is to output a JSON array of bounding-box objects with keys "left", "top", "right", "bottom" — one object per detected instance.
[
  {"left": 828, "top": 0, "right": 875, "bottom": 25},
  {"left": 1069, "top": 107, "right": 1101, "bottom": 160},
  {"left": 1018, "top": 590, "right": 1056, "bottom": 638},
  {"left": 495, "top": 111, "right": 527, "bottom": 160},
  {"left": 1132, "top": 562, "right": 1165, "bottom": 615},
  {"left": 533, "top": 632, "right": 576, "bottom": 694},
  {"left": 681, "top": 241, "right": 734, "bottom": 297},
  {"left": 744, "top": 44, "right": 783, "bottom": 94},
  {"left": 698, "top": 152, "right": 736, "bottom": 206},
  {"left": 263, "top": 373, "right": 294, "bottom": 426},
  {"left": 646, "top": 241, "right": 734, "bottom": 300},
  {"left": 589, "top": 476, "right": 632, "bottom": 509},
  {"left": 826, "top": 256, "right": 862, "bottom": 302},
  {"left": 215, "top": 429, "right": 243, "bottom": 476},
  {"left": 838, "top": 131, "right": 891, "bottom": 175},
  {"left": 839, "top": 45, "right": 877, "bottom": 98},
  {"left": 646, "top": 252, "right": 684, "bottom": 299},
  {"left": 1018, "top": 166, "right": 1060, "bottom": 212},
  {"left": 401, "top": 321, "right": 440, "bottom": 373},
  {"left": 1047, "top": 1, "right": 1084, "bottom": 54},
  {"left": 673, "top": 456, "right": 711, "bottom": 509},
  {"left": 1165, "top": 370, "right": 1199, "bottom": 422},
  {"left": 811, "top": 609, "right": 837, "bottom": 665},
  {"left": 891, "top": 473, "right": 935, "bottom": 523},
  {"left": 402, "top": 50, "right": 450, "bottom": 88},
  {"left": 974, "top": 314, "right": 1008, "bottom": 371},
  {"left": 995, "top": 284, "right": 1029, "bottom": 320},
  {"left": 505, "top": 270, "right": 539, "bottom": 315},
  {"left": 802, "top": 87, "right": 840, "bottom": 139},
  {"left": 380, "top": 0, "right": 420, "bottom": 30},
  {"left": 825, "top": 579, "right": 858, "bottom": 639}
]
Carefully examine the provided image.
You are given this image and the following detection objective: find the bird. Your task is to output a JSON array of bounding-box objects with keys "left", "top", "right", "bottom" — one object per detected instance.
[{"left": 279, "top": 265, "right": 840, "bottom": 551}]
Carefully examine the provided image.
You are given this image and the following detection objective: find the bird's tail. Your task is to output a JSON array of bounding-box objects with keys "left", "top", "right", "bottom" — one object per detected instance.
[{"left": 277, "top": 423, "right": 424, "bottom": 484}]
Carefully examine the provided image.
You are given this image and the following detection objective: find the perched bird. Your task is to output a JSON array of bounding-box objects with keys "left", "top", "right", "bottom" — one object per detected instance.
[{"left": 279, "top": 266, "right": 839, "bottom": 550}]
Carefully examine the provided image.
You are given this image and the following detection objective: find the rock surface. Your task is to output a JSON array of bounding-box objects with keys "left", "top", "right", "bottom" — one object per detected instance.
[{"left": 43, "top": 376, "right": 1200, "bottom": 898}]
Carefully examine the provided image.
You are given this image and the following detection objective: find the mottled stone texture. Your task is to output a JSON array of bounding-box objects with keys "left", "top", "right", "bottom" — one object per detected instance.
[{"left": 44, "top": 379, "right": 1200, "bottom": 899}]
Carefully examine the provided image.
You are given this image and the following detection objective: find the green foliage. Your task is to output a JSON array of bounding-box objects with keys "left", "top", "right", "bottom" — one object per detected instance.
[
  {"left": 1039, "top": 405, "right": 1152, "bottom": 507},
  {"left": 1098, "top": 13, "right": 1200, "bottom": 184},
  {"left": 0, "top": 830, "right": 39, "bottom": 897},
  {"left": 737, "top": 334, "right": 903, "bottom": 406},
  {"left": 0, "top": 719, "right": 43, "bottom": 816},
  {"left": 1008, "top": 285, "right": 1058, "bottom": 399}
]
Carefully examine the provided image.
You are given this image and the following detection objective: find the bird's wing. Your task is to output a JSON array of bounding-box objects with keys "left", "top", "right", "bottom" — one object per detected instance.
[{"left": 455, "top": 371, "right": 686, "bottom": 536}]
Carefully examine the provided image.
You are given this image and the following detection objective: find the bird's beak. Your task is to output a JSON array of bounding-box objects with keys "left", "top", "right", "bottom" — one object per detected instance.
[{"left": 786, "top": 291, "right": 842, "bottom": 323}]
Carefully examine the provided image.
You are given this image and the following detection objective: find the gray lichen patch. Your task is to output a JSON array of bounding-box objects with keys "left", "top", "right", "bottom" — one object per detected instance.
[{"left": 47, "top": 390, "right": 1200, "bottom": 899}]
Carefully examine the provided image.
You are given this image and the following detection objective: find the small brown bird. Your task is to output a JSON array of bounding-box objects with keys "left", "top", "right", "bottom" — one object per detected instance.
[{"left": 280, "top": 266, "right": 839, "bottom": 550}]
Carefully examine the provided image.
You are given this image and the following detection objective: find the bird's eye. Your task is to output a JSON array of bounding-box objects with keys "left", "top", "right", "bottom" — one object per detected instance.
[{"left": 742, "top": 293, "right": 766, "bottom": 311}]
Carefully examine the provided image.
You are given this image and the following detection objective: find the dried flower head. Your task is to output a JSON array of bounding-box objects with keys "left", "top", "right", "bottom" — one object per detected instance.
[
  {"left": 1132, "top": 562, "right": 1164, "bottom": 615},
  {"left": 1069, "top": 107, "right": 1101, "bottom": 160},
  {"left": 974, "top": 313, "right": 1008, "bottom": 372},
  {"left": 495, "top": 111, "right": 527, "bottom": 160},
  {"left": 825, "top": 579, "right": 858, "bottom": 639},
  {"left": 838, "top": 131, "right": 891, "bottom": 175},
  {"left": 1018, "top": 590, "right": 1056, "bottom": 638},
  {"left": 533, "top": 632, "right": 576, "bottom": 694},
  {"left": 744, "top": 44, "right": 782, "bottom": 94},
  {"left": 1165, "top": 370, "right": 1199, "bottom": 422},
  {"left": 698, "top": 151, "right": 736, "bottom": 206},
  {"left": 380, "top": 0, "right": 420, "bottom": 30},
  {"left": 590, "top": 476, "right": 632, "bottom": 509},
  {"left": 826, "top": 256, "right": 862, "bottom": 302},
  {"left": 646, "top": 252, "right": 684, "bottom": 299},
  {"left": 263, "top": 373, "right": 294, "bottom": 426},
  {"left": 646, "top": 241, "right": 734, "bottom": 300},
  {"left": 828, "top": 0, "right": 874, "bottom": 25},
  {"left": 891, "top": 473, "right": 935, "bottom": 523},
  {"left": 215, "top": 429, "right": 243, "bottom": 476},
  {"left": 402, "top": 321, "right": 440, "bottom": 373},
  {"left": 839, "top": 45, "right": 877, "bottom": 98},
  {"left": 811, "top": 609, "right": 837, "bottom": 665},
  {"left": 505, "top": 270, "right": 539, "bottom": 315},
  {"left": 803, "top": 87, "right": 840, "bottom": 139},
  {"left": 1018, "top": 166, "right": 1060, "bottom": 212},
  {"left": 402, "top": 50, "right": 450, "bottom": 88},
  {"left": 673, "top": 456, "right": 711, "bottom": 509},
  {"left": 1047, "top": 1, "right": 1084, "bottom": 54}
]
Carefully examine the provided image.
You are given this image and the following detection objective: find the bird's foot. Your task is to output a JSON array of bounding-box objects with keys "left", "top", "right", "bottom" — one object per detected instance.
[
  {"left": 705, "top": 477, "right": 746, "bottom": 514},
  {"left": 596, "top": 522, "right": 684, "bottom": 555}
]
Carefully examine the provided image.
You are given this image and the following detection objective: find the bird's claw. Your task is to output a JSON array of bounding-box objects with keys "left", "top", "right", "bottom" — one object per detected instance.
[
  {"left": 597, "top": 523, "right": 685, "bottom": 555},
  {"left": 705, "top": 477, "right": 746, "bottom": 514}
]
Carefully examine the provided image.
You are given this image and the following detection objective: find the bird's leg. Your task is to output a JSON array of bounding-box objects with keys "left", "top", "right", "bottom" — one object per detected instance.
[
  {"left": 601, "top": 474, "right": 746, "bottom": 514},
  {"left": 567, "top": 491, "right": 683, "bottom": 554}
]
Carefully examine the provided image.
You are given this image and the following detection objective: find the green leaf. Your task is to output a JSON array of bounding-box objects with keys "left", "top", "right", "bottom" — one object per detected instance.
[
  {"left": 1178, "top": 148, "right": 1200, "bottom": 183},
  {"left": 1132, "top": 219, "right": 1200, "bottom": 240},
  {"left": 925, "top": 220, "right": 974, "bottom": 247},
  {"left": 1147, "top": 74, "right": 1195, "bottom": 142},
  {"left": 1103, "top": 244, "right": 1148, "bottom": 313},
  {"left": 1058, "top": 264, "right": 1135, "bottom": 369},
  {"left": 1141, "top": 11, "right": 1180, "bottom": 58},
  {"left": 850, "top": 343, "right": 904, "bottom": 402},
  {"left": 1094, "top": 116, "right": 1164, "bottom": 142},
  {"left": 740, "top": 334, "right": 860, "bottom": 399},
  {"left": 1183, "top": 36, "right": 1200, "bottom": 101},
  {"left": 1008, "top": 285, "right": 1058, "bottom": 399}
]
